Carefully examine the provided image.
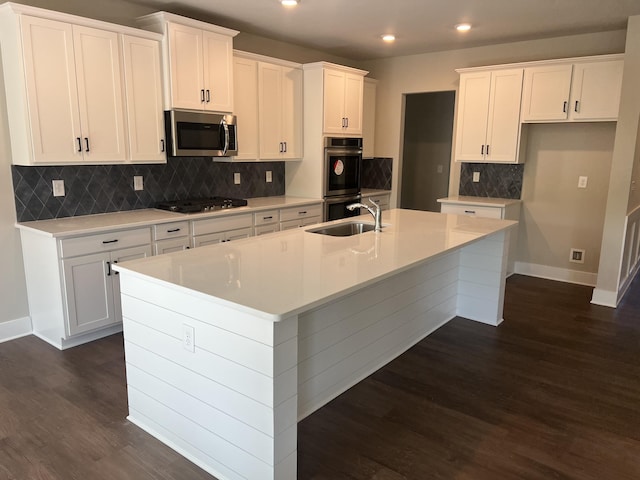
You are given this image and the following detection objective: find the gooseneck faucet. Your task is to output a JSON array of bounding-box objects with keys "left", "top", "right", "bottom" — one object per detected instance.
[{"left": 347, "top": 199, "right": 383, "bottom": 232}]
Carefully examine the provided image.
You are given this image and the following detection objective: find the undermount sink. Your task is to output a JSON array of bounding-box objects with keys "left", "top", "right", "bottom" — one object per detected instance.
[{"left": 307, "top": 222, "right": 376, "bottom": 237}]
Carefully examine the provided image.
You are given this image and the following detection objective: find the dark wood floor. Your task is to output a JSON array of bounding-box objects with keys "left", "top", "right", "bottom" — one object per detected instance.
[{"left": 1, "top": 275, "right": 640, "bottom": 479}]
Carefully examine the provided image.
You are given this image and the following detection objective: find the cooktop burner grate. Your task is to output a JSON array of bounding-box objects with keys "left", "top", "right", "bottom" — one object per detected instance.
[{"left": 156, "top": 196, "right": 248, "bottom": 214}]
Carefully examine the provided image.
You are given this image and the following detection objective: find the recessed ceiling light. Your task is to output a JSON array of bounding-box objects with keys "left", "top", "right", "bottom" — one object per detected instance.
[
  {"left": 281, "top": 0, "right": 298, "bottom": 6},
  {"left": 456, "top": 23, "right": 472, "bottom": 32},
  {"left": 382, "top": 34, "right": 396, "bottom": 42}
]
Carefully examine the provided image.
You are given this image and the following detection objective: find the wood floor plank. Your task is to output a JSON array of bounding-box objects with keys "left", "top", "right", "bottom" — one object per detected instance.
[{"left": 1, "top": 274, "right": 640, "bottom": 479}]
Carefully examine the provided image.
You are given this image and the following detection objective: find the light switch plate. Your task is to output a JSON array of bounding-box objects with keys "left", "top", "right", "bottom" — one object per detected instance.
[
  {"left": 52, "top": 179, "right": 65, "bottom": 197},
  {"left": 133, "top": 175, "right": 144, "bottom": 191},
  {"left": 472, "top": 171, "right": 480, "bottom": 183},
  {"left": 234, "top": 172, "right": 241, "bottom": 185}
]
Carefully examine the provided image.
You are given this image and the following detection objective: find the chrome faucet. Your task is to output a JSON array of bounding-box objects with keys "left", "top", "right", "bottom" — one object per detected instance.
[{"left": 347, "top": 199, "right": 383, "bottom": 232}]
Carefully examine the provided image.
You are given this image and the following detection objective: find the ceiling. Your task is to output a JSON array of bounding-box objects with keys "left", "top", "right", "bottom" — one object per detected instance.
[{"left": 131, "top": 0, "right": 640, "bottom": 60}]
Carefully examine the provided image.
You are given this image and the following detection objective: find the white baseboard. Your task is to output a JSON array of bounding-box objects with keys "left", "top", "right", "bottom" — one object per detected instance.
[
  {"left": 0, "top": 316, "right": 32, "bottom": 344},
  {"left": 590, "top": 288, "right": 618, "bottom": 308},
  {"left": 513, "top": 262, "right": 597, "bottom": 287}
]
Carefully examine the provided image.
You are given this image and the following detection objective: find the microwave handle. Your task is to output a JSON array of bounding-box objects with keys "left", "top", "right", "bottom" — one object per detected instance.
[{"left": 221, "top": 118, "right": 229, "bottom": 156}]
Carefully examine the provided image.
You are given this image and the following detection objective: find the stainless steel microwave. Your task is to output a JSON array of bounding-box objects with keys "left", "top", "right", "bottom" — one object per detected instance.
[{"left": 165, "top": 110, "right": 238, "bottom": 157}]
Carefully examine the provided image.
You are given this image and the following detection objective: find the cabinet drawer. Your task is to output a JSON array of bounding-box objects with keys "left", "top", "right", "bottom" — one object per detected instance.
[
  {"left": 280, "top": 203, "right": 322, "bottom": 222},
  {"left": 440, "top": 204, "right": 503, "bottom": 219},
  {"left": 60, "top": 228, "right": 151, "bottom": 258},
  {"left": 153, "top": 221, "right": 189, "bottom": 240},
  {"left": 255, "top": 224, "right": 279, "bottom": 236},
  {"left": 192, "top": 214, "right": 253, "bottom": 236},
  {"left": 254, "top": 209, "right": 279, "bottom": 226}
]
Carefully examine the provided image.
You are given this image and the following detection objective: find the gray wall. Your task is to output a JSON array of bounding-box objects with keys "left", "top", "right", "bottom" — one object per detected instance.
[{"left": 400, "top": 92, "right": 455, "bottom": 212}]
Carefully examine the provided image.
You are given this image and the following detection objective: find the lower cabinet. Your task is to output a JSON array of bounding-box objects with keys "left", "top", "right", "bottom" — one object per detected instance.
[
  {"left": 21, "top": 226, "right": 152, "bottom": 349},
  {"left": 254, "top": 209, "right": 280, "bottom": 236},
  {"left": 439, "top": 199, "right": 520, "bottom": 275},
  {"left": 279, "top": 203, "right": 322, "bottom": 230},
  {"left": 153, "top": 220, "right": 190, "bottom": 254},
  {"left": 191, "top": 213, "right": 253, "bottom": 247}
]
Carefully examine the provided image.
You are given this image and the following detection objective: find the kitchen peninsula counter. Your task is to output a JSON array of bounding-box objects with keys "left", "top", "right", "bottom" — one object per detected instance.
[{"left": 113, "top": 209, "right": 516, "bottom": 480}]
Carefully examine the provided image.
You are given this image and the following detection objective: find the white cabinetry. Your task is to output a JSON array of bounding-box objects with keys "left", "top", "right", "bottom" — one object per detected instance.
[
  {"left": 259, "top": 61, "right": 303, "bottom": 159},
  {"left": 454, "top": 68, "right": 525, "bottom": 163},
  {"left": 0, "top": 3, "right": 165, "bottom": 166},
  {"left": 280, "top": 203, "right": 322, "bottom": 230},
  {"left": 521, "top": 55, "right": 624, "bottom": 122},
  {"left": 321, "top": 66, "right": 364, "bottom": 135},
  {"left": 138, "top": 12, "right": 238, "bottom": 112},
  {"left": 153, "top": 220, "right": 190, "bottom": 254},
  {"left": 20, "top": 225, "right": 152, "bottom": 349},
  {"left": 191, "top": 213, "right": 253, "bottom": 247},
  {"left": 233, "top": 55, "right": 259, "bottom": 160},
  {"left": 254, "top": 209, "right": 280, "bottom": 236},
  {"left": 121, "top": 34, "right": 166, "bottom": 162},
  {"left": 439, "top": 198, "right": 520, "bottom": 275},
  {"left": 362, "top": 78, "right": 377, "bottom": 158},
  {"left": 232, "top": 51, "right": 303, "bottom": 161}
]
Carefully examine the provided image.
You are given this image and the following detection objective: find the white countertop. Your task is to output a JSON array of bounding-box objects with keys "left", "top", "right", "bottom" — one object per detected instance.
[
  {"left": 15, "top": 196, "right": 322, "bottom": 237},
  {"left": 437, "top": 196, "right": 521, "bottom": 207},
  {"left": 113, "top": 209, "right": 516, "bottom": 321}
]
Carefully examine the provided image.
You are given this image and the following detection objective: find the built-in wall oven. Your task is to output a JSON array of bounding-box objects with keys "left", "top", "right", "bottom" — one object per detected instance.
[{"left": 323, "top": 137, "right": 363, "bottom": 221}]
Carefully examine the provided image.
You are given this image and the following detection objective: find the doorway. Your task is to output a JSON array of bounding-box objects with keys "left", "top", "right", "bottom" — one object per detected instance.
[{"left": 400, "top": 91, "right": 456, "bottom": 212}]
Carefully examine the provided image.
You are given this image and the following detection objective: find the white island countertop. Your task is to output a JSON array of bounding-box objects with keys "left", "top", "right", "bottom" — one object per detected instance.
[{"left": 114, "top": 209, "right": 516, "bottom": 321}]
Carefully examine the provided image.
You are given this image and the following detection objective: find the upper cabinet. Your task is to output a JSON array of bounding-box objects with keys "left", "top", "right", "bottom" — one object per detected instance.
[
  {"left": 521, "top": 55, "right": 624, "bottom": 122},
  {"left": 362, "top": 78, "right": 377, "bottom": 158},
  {"left": 0, "top": 3, "right": 165, "bottom": 166},
  {"left": 137, "top": 12, "right": 238, "bottom": 113},
  {"left": 304, "top": 62, "right": 367, "bottom": 137},
  {"left": 454, "top": 68, "right": 525, "bottom": 163},
  {"left": 232, "top": 51, "right": 303, "bottom": 162},
  {"left": 121, "top": 35, "right": 165, "bottom": 162}
]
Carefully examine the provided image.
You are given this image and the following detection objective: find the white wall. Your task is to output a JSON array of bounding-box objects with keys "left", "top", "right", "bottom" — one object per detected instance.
[
  {"left": 593, "top": 15, "right": 640, "bottom": 305},
  {"left": 0, "top": 54, "right": 29, "bottom": 332}
]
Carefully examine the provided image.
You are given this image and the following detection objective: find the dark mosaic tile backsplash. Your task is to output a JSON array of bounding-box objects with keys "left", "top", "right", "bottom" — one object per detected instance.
[
  {"left": 12, "top": 158, "right": 285, "bottom": 222},
  {"left": 459, "top": 163, "right": 524, "bottom": 199},
  {"left": 362, "top": 157, "right": 392, "bottom": 190}
]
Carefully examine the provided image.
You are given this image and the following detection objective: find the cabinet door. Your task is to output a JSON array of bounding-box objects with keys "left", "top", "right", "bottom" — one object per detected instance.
[
  {"left": 281, "top": 66, "right": 303, "bottom": 159},
  {"left": 72, "top": 25, "right": 127, "bottom": 163},
  {"left": 454, "top": 71, "right": 491, "bottom": 162},
  {"left": 193, "top": 232, "right": 225, "bottom": 247},
  {"left": 202, "top": 30, "right": 234, "bottom": 112},
  {"left": 224, "top": 227, "right": 253, "bottom": 242},
  {"left": 153, "top": 237, "right": 190, "bottom": 255},
  {"left": 570, "top": 60, "right": 624, "bottom": 121},
  {"left": 167, "top": 23, "right": 205, "bottom": 110},
  {"left": 343, "top": 73, "right": 364, "bottom": 135},
  {"left": 111, "top": 245, "right": 153, "bottom": 323},
  {"left": 122, "top": 35, "right": 165, "bottom": 162},
  {"left": 233, "top": 57, "right": 259, "bottom": 160},
  {"left": 255, "top": 224, "right": 279, "bottom": 236},
  {"left": 521, "top": 64, "right": 573, "bottom": 122},
  {"left": 485, "top": 68, "right": 524, "bottom": 163},
  {"left": 20, "top": 15, "right": 82, "bottom": 164},
  {"left": 323, "top": 69, "right": 346, "bottom": 134},
  {"left": 62, "top": 252, "right": 114, "bottom": 336},
  {"left": 259, "top": 62, "right": 284, "bottom": 158}
]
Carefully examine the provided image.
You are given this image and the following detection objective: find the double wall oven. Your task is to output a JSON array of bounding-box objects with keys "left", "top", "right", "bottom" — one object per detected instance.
[{"left": 323, "top": 137, "right": 363, "bottom": 221}]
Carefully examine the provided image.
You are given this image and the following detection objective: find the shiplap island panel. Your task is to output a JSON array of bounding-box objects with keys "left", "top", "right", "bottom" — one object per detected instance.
[{"left": 113, "top": 209, "right": 516, "bottom": 480}]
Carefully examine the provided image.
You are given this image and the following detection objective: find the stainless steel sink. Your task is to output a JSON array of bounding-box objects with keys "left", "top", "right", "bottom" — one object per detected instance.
[{"left": 307, "top": 222, "right": 376, "bottom": 237}]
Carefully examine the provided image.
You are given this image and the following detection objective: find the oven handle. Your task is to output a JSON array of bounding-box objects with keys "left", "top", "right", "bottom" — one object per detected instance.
[
  {"left": 324, "top": 194, "right": 361, "bottom": 205},
  {"left": 325, "top": 148, "right": 363, "bottom": 155}
]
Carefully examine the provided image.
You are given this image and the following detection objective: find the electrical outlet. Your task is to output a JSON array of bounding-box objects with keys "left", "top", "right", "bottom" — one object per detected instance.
[
  {"left": 437, "top": 165, "right": 443, "bottom": 174},
  {"left": 182, "top": 324, "right": 195, "bottom": 352},
  {"left": 133, "top": 175, "right": 144, "bottom": 191},
  {"left": 52, "top": 179, "right": 65, "bottom": 197},
  {"left": 578, "top": 176, "right": 588, "bottom": 189},
  {"left": 472, "top": 171, "right": 480, "bottom": 183},
  {"left": 266, "top": 170, "right": 273, "bottom": 183},
  {"left": 234, "top": 172, "right": 241, "bottom": 185},
  {"left": 570, "top": 248, "right": 585, "bottom": 264}
]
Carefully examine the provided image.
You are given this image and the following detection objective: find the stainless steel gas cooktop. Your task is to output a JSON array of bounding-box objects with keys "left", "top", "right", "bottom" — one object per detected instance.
[{"left": 156, "top": 197, "right": 248, "bottom": 214}]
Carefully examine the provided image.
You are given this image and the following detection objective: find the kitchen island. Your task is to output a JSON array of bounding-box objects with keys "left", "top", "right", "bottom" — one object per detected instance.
[{"left": 113, "top": 209, "right": 516, "bottom": 480}]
